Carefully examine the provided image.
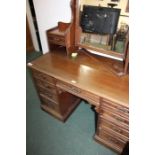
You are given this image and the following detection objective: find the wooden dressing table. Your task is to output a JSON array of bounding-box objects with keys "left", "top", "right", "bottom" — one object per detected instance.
[{"left": 28, "top": 0, "right": 129, "bottom": 154}]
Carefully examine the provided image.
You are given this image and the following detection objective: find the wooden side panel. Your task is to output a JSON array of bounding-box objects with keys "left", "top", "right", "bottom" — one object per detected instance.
[{"left": 26, "top": 16, "right": 34, "bottom": 52}]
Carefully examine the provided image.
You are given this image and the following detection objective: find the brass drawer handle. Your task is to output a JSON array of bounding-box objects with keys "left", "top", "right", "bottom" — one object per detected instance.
[
  {"left": 41, "top": 92, "right": 53, "bottom": 98},
  {"left": 111, "top": 127, "right": 122, "bottom": 133},
  {"left": 114, "top": 116, "right": 128, "bottom": 125},
  {"left": 108, "top": 137, "right": 119, "bottom": 144},
  {"left": 46, "top": 85, "right": 52, "bottom": 89},
  {"left": 48, "top": 93, "right": 54, "bottom": 98},
  {"left": 45, "top": 92, "right": 51, "bottom": 97},
  {"left": 99, "top": 126, "right": 102, "bottom": 130},
  {"left": 71, "top": 86, "right": 81, "bottom": 94},
  {"left": 118, "top": 108, "right": 128, "bottom": 113},
  {"left": 43, "top": 83, "right": 52, "bottom": 89},
  {"left": 54, "top": 38, "right": 60, "bottom": 41},
  {"left": 37, "top": 75, "right": 47, "bottom": 80},
  {"left": 114, "top": 116, "right": 124, "bottom": 122},
  {"left": 58, "top": 82, "right": 81, "bottom": 94}
]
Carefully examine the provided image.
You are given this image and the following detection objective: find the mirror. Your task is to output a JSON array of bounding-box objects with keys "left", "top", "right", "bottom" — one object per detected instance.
[{"left": 75, "top": 0, "right": 129, "bottom": 60}]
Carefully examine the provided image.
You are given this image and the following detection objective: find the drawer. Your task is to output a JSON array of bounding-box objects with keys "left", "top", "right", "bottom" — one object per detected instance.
[
  {"left": 100, "top": 112, "right": 129, "bottom": 130},
  {"left": 35, "top": 78, "right": 56, "bottom": 91},
  {"left": 101, "top": 99, "right": 129, "bottom": 117},
  {"left": 56, "top": 80, "right": 100, "bottom": 105},
  {"left": 40, "top": 95, "right": 59, "bottom": 112},
  {"left": 37, "top": 86, "right": 58, "bottom": 103},
  {"left": 97, "top": 130, "right": 126, "bottom": 152},
  {"left": 32, "top": 70, "right": 55, "bottom": 84},
  {"left": 48, "top": 34, "right": 65, "bottom": 46},
  {"left": 101, "top": 110, "right": 128, "bottom": 125},
  {"left": 98, "top": 117, "right": 129, "bottom": 140}
]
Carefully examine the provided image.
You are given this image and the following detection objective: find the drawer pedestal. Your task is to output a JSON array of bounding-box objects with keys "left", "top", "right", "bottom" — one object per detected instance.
[
  {"left": 95, "top": 99, "right": 129, "bottom": 153},
  {"left": 31, "top": 69, "right": 81, "bottom": 122}
]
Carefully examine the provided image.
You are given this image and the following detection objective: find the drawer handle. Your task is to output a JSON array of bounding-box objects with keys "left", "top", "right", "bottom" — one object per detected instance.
[
  {"left": 108, "top": 137, "right": 119, "bottom": 144},
  {"left": 118, "top": 108, "right": 128, "bottom": 113},
  {"left": 114, "top": 116, "right": 123, "bottom": 122},
  {"left": 111, "top": 127, "right": 122, "bottom": 133},
  {"left": 99, "top": 126, "right": 102, "bottom": 130},
  {"left": 42, "top": 102, "right": 55, "bottom": 109},
  {"left": 59, "top": 83, "right": 81, "bottom": 93},
  {"left": 71, "top": 86, "right": 81, "bottom": 94},
  {"left": 53, "top": 38, "right": 60, "bottom": 41},
  {"left": 40, "top": 76, "right": 47, "bottom": 80},
  {"left": 46, "top": 85, "right": 51, "bottom": 89},
  {"left": 48, "top": 93, "right": 54, "bottom": 98},
  {"left": 44, "top": 83, "right": 52, "bottom": 89},
  {"left": 42, "top": 92, "right": 53, "bottom": 98},
  {"left": 57, "top": 89, "right": 64, "bottom": 94}
]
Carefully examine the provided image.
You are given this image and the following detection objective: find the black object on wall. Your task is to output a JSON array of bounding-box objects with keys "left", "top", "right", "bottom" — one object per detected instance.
[{"left": 81, "top": 5, "right": 121, "bottom": 35}]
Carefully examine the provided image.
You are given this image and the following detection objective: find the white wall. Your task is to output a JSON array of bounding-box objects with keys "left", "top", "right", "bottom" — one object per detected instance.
[
  {"left": 33, "top": 0, "right": 71, "bottom": 53},
  {"left": 26, "top": 0, "right": 39, "bottom": 51}
]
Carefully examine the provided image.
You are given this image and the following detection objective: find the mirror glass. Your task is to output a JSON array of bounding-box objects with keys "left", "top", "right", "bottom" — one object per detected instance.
[{"left": 77, "top": 0, "right": 129, "bottom": 60}]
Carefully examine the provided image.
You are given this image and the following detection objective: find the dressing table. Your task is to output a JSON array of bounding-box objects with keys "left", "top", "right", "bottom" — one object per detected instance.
[{"left": 28, "top": 0, "right": 129, "bottom": 154}]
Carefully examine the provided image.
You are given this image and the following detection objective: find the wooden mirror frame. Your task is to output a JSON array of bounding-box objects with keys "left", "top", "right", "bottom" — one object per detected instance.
[{"left": 74, "top": 0, "right": 129, "bottom": 61}]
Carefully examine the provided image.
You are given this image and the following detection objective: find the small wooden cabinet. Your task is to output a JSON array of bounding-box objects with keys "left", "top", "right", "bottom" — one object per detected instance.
[
  {"left": 46, "top": 21, "right": 78, "bottom": 56},
  {"left": 46, "top": 0, "right": 78, "bottom": 56},
  {"left": 31, "top": 69, "right": 80, "bottom": 122},
  {"left": 46, "top": 22, "right": 69, "bottom": 53}
]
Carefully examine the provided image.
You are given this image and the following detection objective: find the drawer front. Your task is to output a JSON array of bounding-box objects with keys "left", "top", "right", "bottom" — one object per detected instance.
[
  {"left": 98, "top": 117, "right": 129, "bottom": 140},
  {"left": 35, "top": 78, "right": 56, "bottom": 91},
  {"left": 56, "top": 80, "right": 100, "bottom": 105},
  {"left": 100, "top": 112, "right": 129, "bottom": 130},
  {"left": 37, "top": 86, "right": 58, "bottom": 103},
  {"left": 32, "top": 70, "right": 55, "bottom": 85},
  {"left": 97, "top": 130, "right": 126, "bottom": 152},
  {"left": 40, "top": 95, "right": 59, "bottom": 112},
  {"left": 101, "top": 99, "right": 129, "bottom": 117},
  {"left": 48, "top": 35, "right": 65, "bottom": 46}
]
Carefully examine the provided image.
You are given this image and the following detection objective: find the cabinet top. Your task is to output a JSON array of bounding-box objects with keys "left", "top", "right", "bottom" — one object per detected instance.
[{"left": 29, "top": 49, "right": 129, "bottom": 107}]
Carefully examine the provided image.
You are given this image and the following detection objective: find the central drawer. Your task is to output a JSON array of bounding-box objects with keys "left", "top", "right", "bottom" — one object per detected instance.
[{"left": 56, "top": 80, "right": 100, "bottom": 106}]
